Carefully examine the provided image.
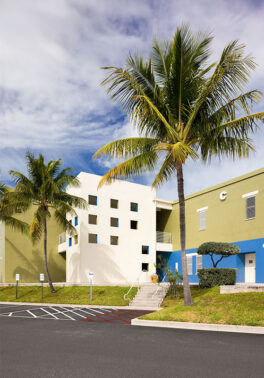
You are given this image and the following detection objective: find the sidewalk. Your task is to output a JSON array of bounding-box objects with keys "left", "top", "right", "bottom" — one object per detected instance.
[
  {"left": 0, "top": 301, "right": 160, "bottom": 311},
  {"left": 131, "top": 318, "right": 264, "bottom": 334}
]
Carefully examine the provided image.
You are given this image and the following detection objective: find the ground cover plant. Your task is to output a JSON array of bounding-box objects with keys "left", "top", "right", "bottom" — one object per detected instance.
[
  {"left": 141, "top": 287, "right": 264, "bottom": 326},
  {"left": 0, "top": 286, "right": 137, "bottom": 306}
]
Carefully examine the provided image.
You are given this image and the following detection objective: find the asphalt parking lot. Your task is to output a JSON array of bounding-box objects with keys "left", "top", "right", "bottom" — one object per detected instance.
[
  {"left": 0, "top": 303, "right": 151, "bottom": 324},
  {"left": 1, "top": 303, "right": 264, "bottom": 378}
]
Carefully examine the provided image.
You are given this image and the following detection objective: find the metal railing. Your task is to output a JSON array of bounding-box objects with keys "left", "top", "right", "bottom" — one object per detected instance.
[
  {"left": 156, "top": 231, "right": 172, "bottom": 243},
  {"left": 59, "top": 232, "right": 66, "bottom": 244},
  {"left": 124, "top": 271, "right": 145, "bottom": 304},
  {"left": 152, "top": 272, "right": 169, "bottom": 306}
]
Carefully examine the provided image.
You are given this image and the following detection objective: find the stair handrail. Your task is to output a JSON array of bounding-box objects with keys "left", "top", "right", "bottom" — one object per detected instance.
[
  {"left": 124, "top": 271, "right": 144, "bottom": 303},
  {"left": 152, "top": 272, "right": 168, "bottom": 300}
]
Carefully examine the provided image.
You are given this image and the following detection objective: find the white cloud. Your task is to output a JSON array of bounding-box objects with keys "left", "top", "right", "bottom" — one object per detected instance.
[{"left": 0, "top": 0, "right": 263, "bottom": 195}]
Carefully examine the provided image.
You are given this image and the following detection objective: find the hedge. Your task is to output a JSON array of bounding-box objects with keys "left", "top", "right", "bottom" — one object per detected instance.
[{"left": 197, "top": 268, "right": 237, "bottom": 288}]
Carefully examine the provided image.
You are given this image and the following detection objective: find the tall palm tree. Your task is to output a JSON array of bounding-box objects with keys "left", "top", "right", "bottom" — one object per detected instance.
[
  {"left": 94, "top": 25, "right": 264, "bottom": 306},
  {"left": 0, "top": 183, "right": 29, "bottom": 234},
  {"left": 9, "top": 152, "right": 87, "bottom": 292}
]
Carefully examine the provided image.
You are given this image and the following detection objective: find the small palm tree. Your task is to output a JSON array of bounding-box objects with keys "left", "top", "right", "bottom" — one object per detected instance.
[
  {"left": 9, "top": 152, "right": 87, "bottom": 292},
  {"left": 0, "top": 183, "right": 29, "bottom": 234},
  {"left": 94, "top": 25, "right": 264, "bottom": 306}
]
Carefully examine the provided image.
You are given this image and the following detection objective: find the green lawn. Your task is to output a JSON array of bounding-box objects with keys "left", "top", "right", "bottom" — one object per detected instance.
[
  {"left": 0, "top": 286, "right": 137, "bottom": 306},
  {"left": 141, "top": 287, "right": 264, "bottom": 326}
]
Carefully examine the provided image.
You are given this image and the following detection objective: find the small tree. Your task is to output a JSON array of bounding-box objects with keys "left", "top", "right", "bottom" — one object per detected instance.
[
  {"left": 156, "top": 254, "right": 183, "bottom": 298},
  {"left": 197, "top": 242, "right": 240, "bottom": 268}
]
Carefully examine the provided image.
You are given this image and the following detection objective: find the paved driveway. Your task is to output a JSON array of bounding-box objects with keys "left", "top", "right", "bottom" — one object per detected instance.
[
  {"left": 0, "top": 303, "right": 151, "bottom": 324},
  {"left": 0, "top": 304, "right": 264, "bottom": 378}
]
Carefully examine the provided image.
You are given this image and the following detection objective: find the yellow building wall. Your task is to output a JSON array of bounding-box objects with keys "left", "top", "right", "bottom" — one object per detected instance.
[
  {"left": 4, "top": 209, "right": 66, "bottom": 283},
  {"left": 164, "top": 169, "right": 264, "bottom": 250}
]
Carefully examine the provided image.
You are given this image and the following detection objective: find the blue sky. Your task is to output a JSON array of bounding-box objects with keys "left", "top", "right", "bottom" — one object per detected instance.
[{"left": 0, "top": 0, "right": 263, "bottom": 199}]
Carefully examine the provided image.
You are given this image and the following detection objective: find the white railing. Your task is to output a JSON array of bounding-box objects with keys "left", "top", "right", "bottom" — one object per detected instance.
[
  {"left": 152, "top": 272, "right": 169, "bottom": 306},
  {"left": 59, "top": 232, "right": 66, "bottom": 244},
  {"left": 156, "top": 231, "right": 172, "bottom": 243},
  {"left": 124, "top": 271, "right": 145, "bottom": 304}
]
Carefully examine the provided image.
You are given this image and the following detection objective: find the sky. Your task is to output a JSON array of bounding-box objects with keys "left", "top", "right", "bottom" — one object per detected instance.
[{"left": 0, "top": 0, "right": 263, "bottom": 199}]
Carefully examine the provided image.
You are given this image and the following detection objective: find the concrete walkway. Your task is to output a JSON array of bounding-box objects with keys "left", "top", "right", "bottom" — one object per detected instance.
[
  {"left": 132, "top": 318, "right": 264, "bottom": 334},
  {"left": 0, "top": 301, "right": 160, "bottom": 311}
]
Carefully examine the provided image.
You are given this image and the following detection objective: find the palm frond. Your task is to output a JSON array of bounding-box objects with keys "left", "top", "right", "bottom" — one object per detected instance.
[
  {"left": 93, "top": 137, "right": 159, "bottom": 160},
  {"left": 98, "top": 151, "right": 158, "bottom": 187},
  {"left": 152, "top": 152, "right": 176, "bottom": 187}
]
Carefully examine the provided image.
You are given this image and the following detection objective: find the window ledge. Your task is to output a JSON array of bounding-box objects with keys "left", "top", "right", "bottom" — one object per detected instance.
[{"left": 245, "top": 217, "right": 256, "bottom": 221}]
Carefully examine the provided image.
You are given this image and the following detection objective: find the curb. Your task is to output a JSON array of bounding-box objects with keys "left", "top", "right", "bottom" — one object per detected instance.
[
  {"left": 0, "top": 301, "right": 160, "bottom": 311},
  {"left": 131, "top": 318, "right": 264, "bottom": 334}
]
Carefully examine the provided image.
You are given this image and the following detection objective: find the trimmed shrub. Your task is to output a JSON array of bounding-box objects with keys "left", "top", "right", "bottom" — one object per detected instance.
[
  {"left": 197, "top": 268, "right": 237, "bottom": 288},
  {"left": 197, "top": 242, "right": 240, "bottom": 268}
]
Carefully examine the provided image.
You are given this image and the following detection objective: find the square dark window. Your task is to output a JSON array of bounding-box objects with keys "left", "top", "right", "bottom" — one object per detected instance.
[
  {"left": 142, "top": 246, "right": 149, "bottom": 255},
  {"left": 110, "top": 199, "right": 118, "bottom": 209},
  {"left": 130, "top": 220, "right": 138, "bottom": 230},
  {"left": 142, "top": 263, "right": 149, "bottom": 272},
  {"left": 88, "top": 195, "right": 97, "bottom": 206},
  {"left": 88, "top": 214, "right": 97, "bottom": 225},
  {"left": 110, "top": 217, "right": 119, "bottom": 227},
  {"left": 110, "top": 236, "right": 118, "bottom": 245},
  {"left": 130, "top": 202, "right": 138, "bottom": 212},
  {"left": 88, "top": 233, "right": 97, "bottom": 244}
]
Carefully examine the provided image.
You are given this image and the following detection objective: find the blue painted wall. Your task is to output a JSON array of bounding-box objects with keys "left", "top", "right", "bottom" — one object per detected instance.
[{"left": 157, "top": 238, "right": 264, "bottom": 283}]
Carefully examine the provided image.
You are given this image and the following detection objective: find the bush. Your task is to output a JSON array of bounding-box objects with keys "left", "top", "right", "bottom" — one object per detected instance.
[
  {"left": 198, "top": 268, "right": 237, "bottom": 288},
  {"left": 197, "top": 242, "right": 240, "bottom": 268}
]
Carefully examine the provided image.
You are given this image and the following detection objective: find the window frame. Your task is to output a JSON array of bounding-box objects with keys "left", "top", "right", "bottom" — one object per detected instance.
[
  {"left": 88, "top": 233, "right": 98, "bottom": 244},
  {"left": 110, "top": 235, "right": 119, "bottom": 245},
  {"left": 88, "top": 214, "right": 97, "bottom": 225},
  {"left": 110, "top": 198, "right": 119, "bottom": 209},
  {"left": 196, "top": 255, "right": 203, "bottom": 274},
  {"left": 246, "top": 196, "right": 256, "bottom": 220},
  {"left": 88, "top": 195, "right": 97, "bottom": 206},
  {"left": 142, "top": 246, "right": 149, "bottom": 255},
  {"left": 130, "top": 220, "right": 138, "bottom": 230},
  {"left": 186, "top": 255, "right": 193, "bottom": 275},
  {"left": 141, "top": 263, "right": 149, "bottom": 272},
  {"left": 130, "top": 202, "right": 138, "bottom": 212},
  {"left": 110, "top": 217, "right": 119, "bottom": 227}
]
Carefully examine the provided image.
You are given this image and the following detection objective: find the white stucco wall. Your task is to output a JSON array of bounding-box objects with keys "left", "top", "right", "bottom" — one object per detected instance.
[{"left": 65, "top": 172, "right": 157, "bottom": 285}]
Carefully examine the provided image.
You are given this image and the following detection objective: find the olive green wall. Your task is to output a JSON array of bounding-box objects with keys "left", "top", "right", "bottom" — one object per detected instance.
[
  {"left": 163, "top": 169, "right": 264, "bottom": 250},
  {"left": 4, "top": 209, "right": 66, "bottom": 283}
]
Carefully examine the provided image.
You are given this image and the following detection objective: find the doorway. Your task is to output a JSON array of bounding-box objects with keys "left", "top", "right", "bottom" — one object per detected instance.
[{"left": 245, "top": 253, "right": 256, "bottom": 283}]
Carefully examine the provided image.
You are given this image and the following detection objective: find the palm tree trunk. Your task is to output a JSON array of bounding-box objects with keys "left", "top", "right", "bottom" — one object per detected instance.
[
  {"left": 176, "top": 163, "right": 193, "bottom": 306},
  {"left": 43, "top": 214, "right": 55, "bottom": 293}
]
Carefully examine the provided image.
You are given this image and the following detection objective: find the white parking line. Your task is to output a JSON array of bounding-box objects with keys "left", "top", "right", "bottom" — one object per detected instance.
[
  {"left": 87, "top": 308, "right": 105, "bottom": 314},
  {"left": 49, "top": 307, "right": 76, "bottom": 321},
  {"left": 100, "top": 308, "right": 112, "bottom": 312},
  {"left": 0, "top": 306, "right": 44, "bottom": 315},
  {"left": 60, "top": 307, "right": 87, "bottom": 319},
  {"left": 40, "top": 307, "right": 60, "bottom": 319},
  {"left": 8, "top": 313, "right": 13, "bottom": 317},
  {"left": 27, "top": 310, "right": 37, "bottom": 318},
  {"left": 75, "top": 308, "right": 97, "bottom": 317}
]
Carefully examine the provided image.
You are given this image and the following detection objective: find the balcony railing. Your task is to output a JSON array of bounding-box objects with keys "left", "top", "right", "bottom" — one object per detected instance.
[
  {"left": 59, "top": 232, "right": 66, "bottom": 244},
  {"left": 156, "top": 231, "right": 172, "bottom": 244}
]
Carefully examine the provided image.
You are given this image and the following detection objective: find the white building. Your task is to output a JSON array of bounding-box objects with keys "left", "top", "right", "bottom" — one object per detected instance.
[{"left": 58, "top": 172, "right": 173, "bottom": 285}]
